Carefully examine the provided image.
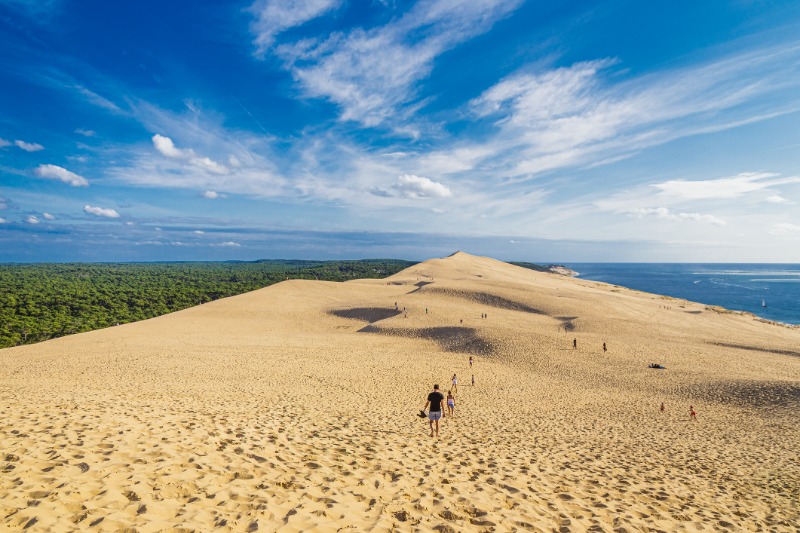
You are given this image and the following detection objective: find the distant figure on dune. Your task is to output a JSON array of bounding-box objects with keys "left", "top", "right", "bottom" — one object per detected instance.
[
  {"left": 690, "top": 405, "right": 697, "bottom": 421},
  {"left": 660, "top": 402, "right": 665, "bottom": 412},
  {"left": 451, "top": 374, "right": 458, "bottom": 393},
  {"left": 471, "top": 374, "right": 475, "bottom": 386},
  {"left": 423, "top": 384, "right": 445, "bottom": 437},
  {"left": 469, "top": 356, "right": 473, "bottom": 368},
  {"left": 573, "top": 338, "right": 577, "bottom": 349},
  {"left": 446, "top": 390, "right": 455, "bottom": 417},
  {"left": 603, "top": 342, "right": 607, "bottom": 353}
]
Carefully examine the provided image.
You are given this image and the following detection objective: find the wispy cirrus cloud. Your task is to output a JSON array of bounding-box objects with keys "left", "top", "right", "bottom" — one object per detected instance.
[
  {"left": 652, "top": 172, "right": 800, "bottom": 201},
  {"left": 470, "top": 43, "right": 800, "bottom": 179},
  {"left": 628, "top": 207, "right": 726, "bottom": 226},
  {"left": 268, "top": 0, "right": 523, "bottom": 127},
  {"left": 34, "top": 164, "right": 89, "bottom": 187},
  {"left": 250, "top": 0, "right": 342, "bottom": 55},
  {"left": 768, "top": 223, "right": 800, "bottom": 235}
]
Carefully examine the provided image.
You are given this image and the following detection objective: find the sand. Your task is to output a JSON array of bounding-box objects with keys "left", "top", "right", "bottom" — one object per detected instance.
[{"left": 1, "top": 251, "right": 799, "bottom": 532}]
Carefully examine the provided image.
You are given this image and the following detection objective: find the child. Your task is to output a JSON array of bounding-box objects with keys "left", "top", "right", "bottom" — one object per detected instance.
[{"left": 446, "top": 390, "right": 455, "bottom": 417}]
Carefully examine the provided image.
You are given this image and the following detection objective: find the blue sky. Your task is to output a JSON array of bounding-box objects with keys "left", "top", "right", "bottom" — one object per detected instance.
[{"left": 1, "top": 0, "right": 800, "bottom": 262}]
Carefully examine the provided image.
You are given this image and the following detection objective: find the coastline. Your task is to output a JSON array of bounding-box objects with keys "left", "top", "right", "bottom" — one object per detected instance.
[{"left": 567, "top": 262, "right": 800, "bottom": 326}]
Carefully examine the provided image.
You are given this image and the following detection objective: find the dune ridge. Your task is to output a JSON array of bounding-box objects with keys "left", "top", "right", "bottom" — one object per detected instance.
[{"left": 2, "top": 251, "right": 799, "bottom": 531}]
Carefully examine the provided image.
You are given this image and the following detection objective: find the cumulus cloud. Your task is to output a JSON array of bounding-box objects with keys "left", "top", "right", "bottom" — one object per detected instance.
[
  {"left": 15, "top": 140, "right": 44, "bottom": 152},
  {"left": 151, "top": 134, "right": 228, "bottom": 174},
  {"left": 0, "top": 138, "right": 11, "bottom": 148},
  {"left": 75, "top": 128, "right": 96, "bottom": 137},
  {"left": 194, "top": 230, "right": 205, "bottom": 235},
  {"left": 0, "top": 217, "right": 6, "bottom": 224},
  {"left": 152, "top": 134, "right": 191, "bottom": 158},
  {"left": 216, "top": 241, "right": 242, "bottom": 247},
  {"left": 43, "top": 212, "right": 56, "bottom": 220},
  {"left": 768, "top": 223, "right": 800, "bottom": 235},
  {"left": 393, "top": 174, "right": 452, "bottom": 199},
  {"left": 26, "top": 215, "right": 40, "bottom": 224},
  {"left": 35, "top": 164, "right": 89, "bottom": 187},
  {"left": 203, "top": 190, "right": 220, "bottom": 199},
  {"left": 629, "top": 207, "right": 726, "bottom": 226},
  {"left": 251, "top": 0, "right": 342, "bottom": 54},
  {"left": 84, "top": 205, "right": 120, "bottom": 218}
]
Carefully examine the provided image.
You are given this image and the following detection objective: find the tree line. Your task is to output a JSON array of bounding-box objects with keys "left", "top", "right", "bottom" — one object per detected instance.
[{"left": 0, "top": 259, "right": 415, "bottom": 348}]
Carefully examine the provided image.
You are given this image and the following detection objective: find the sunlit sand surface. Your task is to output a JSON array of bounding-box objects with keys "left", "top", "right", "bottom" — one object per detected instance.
[{"left": 2, "top": 252, "right": 799, "bottom": 531}]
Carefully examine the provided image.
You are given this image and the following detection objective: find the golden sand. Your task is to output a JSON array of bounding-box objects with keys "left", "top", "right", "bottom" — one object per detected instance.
[{"left": 1, "top": 252, "right": 799, "bottom": 531}]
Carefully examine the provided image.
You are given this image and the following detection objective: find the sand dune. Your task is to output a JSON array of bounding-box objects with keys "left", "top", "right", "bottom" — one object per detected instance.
[{"left": 1, "top": 252, "right": 799, "bottom": 531}]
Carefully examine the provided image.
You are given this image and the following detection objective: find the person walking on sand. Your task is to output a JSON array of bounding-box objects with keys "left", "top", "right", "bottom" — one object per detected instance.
[
  {"left": 660, "top": 402, "right": 665, "bottom": 412},
  {"left": 451, "top": 374, "right": 458, "bottom": 393},
  {"left": 446, "top": 390, "right": 456, "bottom": 417},
  {"left": 469, "top": 356, "right": 473, "bottom": 368},
  {"left": 471, "top": 374, "right": 475, "bottom": 386},
  {"left": 690, "top": 405, "right": 697, "bottom": 421},
  {"left": 423, "top": 384, "right": 446, "bottom": 437},
  {"left": 573, "top": 338, "right": 577, "bottom": 349},
  {"left": 603, "top": 342, "right": 607, "bottom": 353}
]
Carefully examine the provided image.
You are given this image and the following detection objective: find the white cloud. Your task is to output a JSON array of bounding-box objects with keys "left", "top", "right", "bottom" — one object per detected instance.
[
  {"left": 194, "top": 230, "right": 205, "bottom": 235},
  {"left": 469, "top": 42, "right": 800, "bottom": 179},
  {"left": 137, "top": 240, "right": 189, "bottom": 246},
  {"left": 0, "top": 217, "right": 6, "bottom": 223},
  {"left": 768, "top": 223, "right": 800, "bottom": 235},
  {"left": 15, "top": 140, "right": 44, "bottom": 152},
  {"left": 251, "top": 0, "right": 342, "bottom": 55},
  {"left": 0, "top": 138, "right": 11, "bottom": 148},
  {"left": 651, "top": 172, "right": 800, "bottom": 200},
  {"left": 75, "top": 128, "right": 96, "bottom": 137},
  {"left": 43, "top": 212, "right": 56, "bottom": 220},
  {"left": 629, "top": 207, "right": 726, "bottom": 226},
  {"left": 151, "top": 134, "right": 228, "bottom": 174},
  {"left": 766, "top": 195, "right": 790, "bottom": 204},
  {"left": 192, "top": 156, "right": 228, "bottom": 174},
  {"left": 152, "top": 134, "right": 191, "bottom": 158},
  {"left": 217, "top": 241, "right": 241, "bottom": 247},
  {"left": 34, "top": 164, "right": 89, "bottom": 187},
  {"left": 393, "top": 174, "right": 452, "bottom": 199},
  {"left": 26, "top": 215, "right": 40, "bottom": 224},
  {"left": 84, "top": 205, "right": 120, "bottom": 218},
  {"left": 274, "top": 0, "right": 522, "bottom": 127},
  {"left": 203, "top": 190, "right": 220, "bottom": 199}
]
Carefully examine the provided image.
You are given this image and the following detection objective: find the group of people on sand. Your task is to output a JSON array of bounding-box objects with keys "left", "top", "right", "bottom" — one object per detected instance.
[
  {"left": 422, "top": 360, "right": 476, "bottom": 437},
  {"left": 660, "top": 401, "right": 698, "bottom": 420}
]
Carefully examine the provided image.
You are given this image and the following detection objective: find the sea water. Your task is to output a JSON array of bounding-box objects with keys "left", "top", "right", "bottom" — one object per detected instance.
[{"left": 562, "top": 263, "right": 800, "bottom": 326}]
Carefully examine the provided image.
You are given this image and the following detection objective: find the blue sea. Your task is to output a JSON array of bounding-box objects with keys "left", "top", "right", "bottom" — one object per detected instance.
[{"left": 562, "top": 263, "right": 800, "bottom": 326}]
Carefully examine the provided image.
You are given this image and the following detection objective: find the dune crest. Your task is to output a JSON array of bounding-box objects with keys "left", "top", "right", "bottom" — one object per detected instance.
[{"left": 2, "top": 252, "right": 799, "bottom": 531}]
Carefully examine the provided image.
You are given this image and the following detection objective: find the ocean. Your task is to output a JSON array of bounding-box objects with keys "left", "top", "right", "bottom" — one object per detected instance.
[{"left": 562, "top": 263, "right": 800, "bottom": 326}]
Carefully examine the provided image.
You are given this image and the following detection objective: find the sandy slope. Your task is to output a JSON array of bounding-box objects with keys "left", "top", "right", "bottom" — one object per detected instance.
[{"left": 1, "top": 252, "right": 799, "bottom": 532}]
